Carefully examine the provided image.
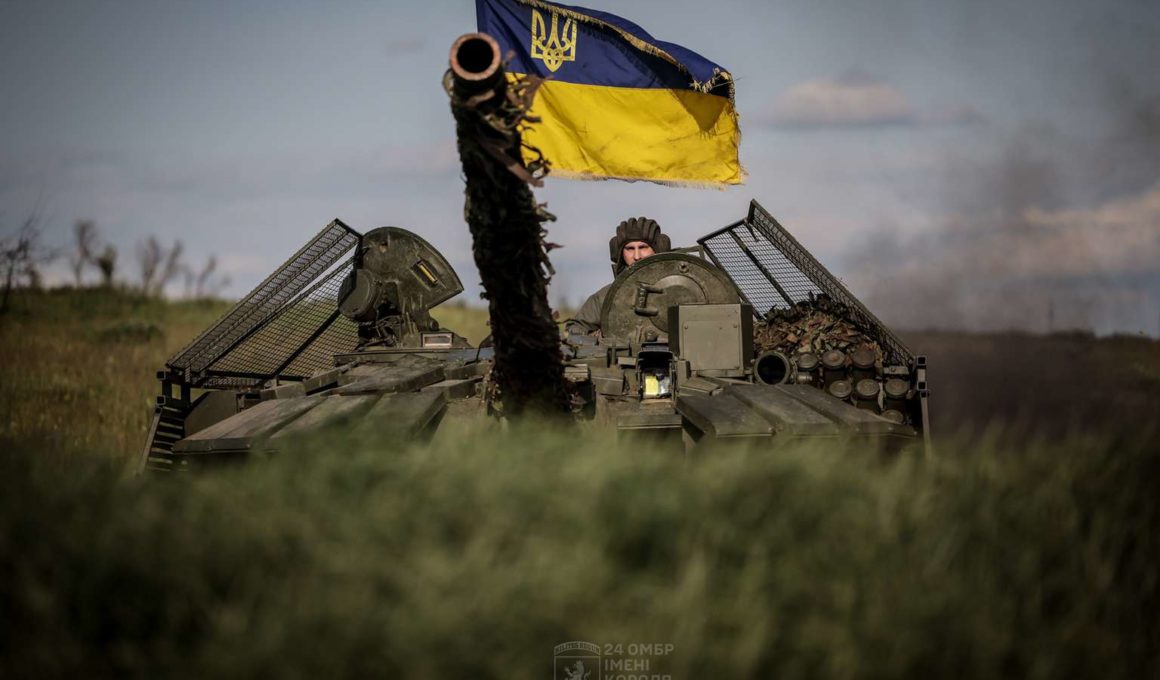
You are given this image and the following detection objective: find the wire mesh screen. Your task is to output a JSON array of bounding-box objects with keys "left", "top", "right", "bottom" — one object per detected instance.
[
  {"left": 699, "top": 201, "right": 914, "bottom": 366},
  {"left": 203, "top": 260, "right": 360, "bottom": 383},
  {"left": 166, "top": 219, "right": 362, "bottom": 388}
]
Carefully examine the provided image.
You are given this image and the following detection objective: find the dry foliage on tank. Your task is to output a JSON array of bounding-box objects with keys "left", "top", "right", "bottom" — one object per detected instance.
[{"left": 754, "top": 293, "right": 884, "bottom": 363}]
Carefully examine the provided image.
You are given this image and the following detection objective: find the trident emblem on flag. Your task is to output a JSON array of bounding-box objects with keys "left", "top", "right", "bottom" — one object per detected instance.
[{"left": 530, "top": 9, "right": 577, "bottom": 72}]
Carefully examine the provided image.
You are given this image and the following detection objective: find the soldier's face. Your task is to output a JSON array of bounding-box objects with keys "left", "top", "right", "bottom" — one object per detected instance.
[{"left": 621, "top": 240, "right": 655, "bottom": 266}]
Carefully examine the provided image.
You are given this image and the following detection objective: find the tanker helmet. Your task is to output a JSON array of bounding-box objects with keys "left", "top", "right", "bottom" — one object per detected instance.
[{"left": 609, "top": 217, "right": 671, "bottom": 274}]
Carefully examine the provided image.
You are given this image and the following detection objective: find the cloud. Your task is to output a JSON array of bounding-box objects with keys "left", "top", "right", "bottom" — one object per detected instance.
[
  {"left": 838, "top": 75, "right": 1160, "bottom": 336},
  {"left": 763, "top": 70, "right": 917, "bottom": 128},
  {"left": 845, "top": 175, "right": 1160, "bottom": 334},
  {"left": 761, "top": 69, "right": 986, "bottom": 130},
  {"left": 1017, "top": 184, "right": 1160, "bottom": 278},
  {"left": 876, "top": 180, "right": 1160, "bottom": 286},
  {"left": 924, "top": 104, "right": 988, "bottom": 127}
]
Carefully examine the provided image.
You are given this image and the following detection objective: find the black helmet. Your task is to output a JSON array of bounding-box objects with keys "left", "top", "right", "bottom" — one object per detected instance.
[{"left": 609, "top": 217, "right": 671, "bottom": 274}]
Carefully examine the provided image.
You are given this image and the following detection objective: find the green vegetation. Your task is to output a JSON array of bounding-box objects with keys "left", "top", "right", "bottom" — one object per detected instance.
[
  {"left": 433, "top": 300, "right": 492, "bottom": 347},
  {"left": 0, "top": 289, "right": 489, "bottom": 468},
  {"left": 3, "top": 423, "right": 1157, "bottom": 678},
  {"left": 1, "top": 289, "right": 1157, "bottom": 678},
  {"left": 0, "top": 288, "right": 231, "bottom": 467}
]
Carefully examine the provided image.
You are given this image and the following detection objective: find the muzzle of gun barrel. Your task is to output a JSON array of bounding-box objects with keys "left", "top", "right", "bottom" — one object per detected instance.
[
  {"left": 754, "top": 350, "right": 792, "bottom": 385},
  {"left": 449, "top": 33, "right": 505, "bottom": 101}
]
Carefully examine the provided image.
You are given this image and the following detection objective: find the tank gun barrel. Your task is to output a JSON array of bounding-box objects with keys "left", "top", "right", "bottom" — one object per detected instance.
[
  {"left": 449, "top": 33, "right": 504, "bottom": 99},
  {"left": 445, "top": 33, "right": 570, "bottom": 418}
]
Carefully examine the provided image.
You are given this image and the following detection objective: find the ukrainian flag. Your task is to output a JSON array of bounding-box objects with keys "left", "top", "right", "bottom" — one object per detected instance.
[{"left": 477, "top": 0, "right": 743, "bottom": 187}]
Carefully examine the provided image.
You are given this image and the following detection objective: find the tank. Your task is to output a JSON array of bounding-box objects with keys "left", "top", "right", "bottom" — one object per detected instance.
[
  {"left": 138, "top": 34, "right": 929, "bottom": 472},
  {"left": 139, "top": 200, "right": 929, "bottom": 472}
]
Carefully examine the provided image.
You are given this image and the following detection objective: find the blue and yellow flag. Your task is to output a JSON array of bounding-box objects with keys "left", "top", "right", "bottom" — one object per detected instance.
[{"left": 477, "top": 0, "right": 743, "bottom": 187}]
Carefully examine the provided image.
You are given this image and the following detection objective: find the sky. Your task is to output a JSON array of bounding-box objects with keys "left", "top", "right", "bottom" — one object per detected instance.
[{"left": 2, "top": 0, "right": 1158, "bottom": 334}]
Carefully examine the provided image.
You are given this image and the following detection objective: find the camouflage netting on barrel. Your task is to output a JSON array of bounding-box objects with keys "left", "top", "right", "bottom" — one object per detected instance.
[{"left": 446, "top": 33, "right": 571, "bottom": 418}]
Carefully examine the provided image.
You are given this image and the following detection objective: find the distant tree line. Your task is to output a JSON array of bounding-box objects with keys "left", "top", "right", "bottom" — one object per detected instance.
[
  {"left": 0, "top": 208, "right": 55, "bottom": 313},
  {"left": 1, "top": 210, "right": 229, "bottom": 314}
]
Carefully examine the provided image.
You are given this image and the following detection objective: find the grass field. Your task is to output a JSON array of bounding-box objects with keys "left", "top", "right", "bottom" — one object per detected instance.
[
  {"left": 1, "top": 288, "right": 1158, "bottom": 678},
  {"left": 0, "top": 289, "right": 232, "bottom": 467},
  {"left": 0, "top": 291, "right": 489, "bottom": 468}
]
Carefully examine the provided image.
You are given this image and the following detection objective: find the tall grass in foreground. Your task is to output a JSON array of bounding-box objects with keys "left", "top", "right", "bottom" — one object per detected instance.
[{"left": 2, "top": 423, "right": 1156, "bottom": 679}]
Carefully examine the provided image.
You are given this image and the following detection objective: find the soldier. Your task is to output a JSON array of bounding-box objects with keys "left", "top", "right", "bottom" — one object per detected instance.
[{"left": 565, "top": 216, "right": 671, "bottom": 335}]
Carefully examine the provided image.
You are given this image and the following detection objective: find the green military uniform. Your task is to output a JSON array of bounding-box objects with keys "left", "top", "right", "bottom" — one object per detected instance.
[
  {"left": 564, "top": 217, "right": 671, "bottom": 336},
  {"left": 566, "top": 282, "right": 613, "bottom": 335}
]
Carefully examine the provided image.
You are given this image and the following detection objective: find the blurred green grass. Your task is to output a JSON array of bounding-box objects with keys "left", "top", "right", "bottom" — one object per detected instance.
[
  {"left": 1, "top": 423, "right": 1157, "bottom": 678},
  {"left": 1, "top": 289, "right": 1158, "bottom": 678}
]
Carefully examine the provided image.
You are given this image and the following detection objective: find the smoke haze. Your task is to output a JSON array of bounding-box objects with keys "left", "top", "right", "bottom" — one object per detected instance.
[{"left": 848, "top": 79, "right": 1160, "bottom": 335}]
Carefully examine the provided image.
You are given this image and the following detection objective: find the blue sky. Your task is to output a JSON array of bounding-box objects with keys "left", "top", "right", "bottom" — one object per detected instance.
[{"left": 2, "top": 0, "right": 1158, "bottom": 333}]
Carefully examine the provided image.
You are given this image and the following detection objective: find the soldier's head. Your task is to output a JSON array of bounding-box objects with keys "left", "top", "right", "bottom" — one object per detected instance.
[{"left": 609, "top": 216, "right": 670, "bottom": 274}]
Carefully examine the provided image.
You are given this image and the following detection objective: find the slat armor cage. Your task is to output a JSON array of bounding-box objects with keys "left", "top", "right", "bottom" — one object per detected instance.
[
  {"left": 165, "top": 219, "right": 363, "bottom": 389},
  {"left": 699, "top": 200, "right": 914, "bottom": 367}
]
